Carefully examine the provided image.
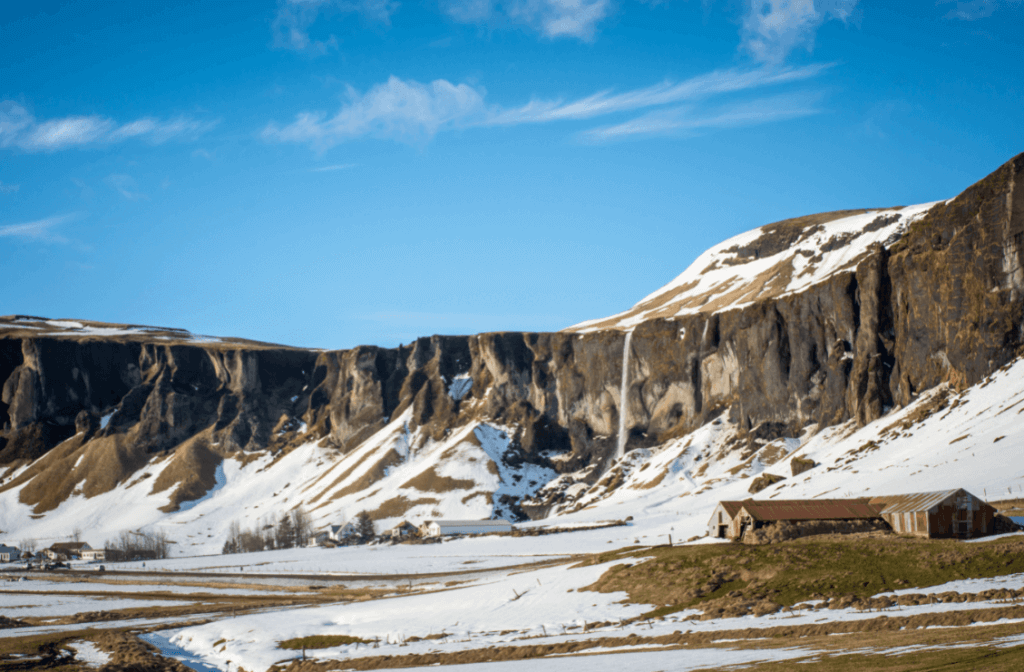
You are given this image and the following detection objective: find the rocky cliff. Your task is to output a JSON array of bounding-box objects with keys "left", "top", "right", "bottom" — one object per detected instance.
[{"left": 1, "top": 153, "right": 1022, "bottom": 525}]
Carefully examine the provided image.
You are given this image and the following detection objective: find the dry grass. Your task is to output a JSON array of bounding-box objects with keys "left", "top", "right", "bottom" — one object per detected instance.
[
  {"left": 583, "top": 533, "right": 1024, "bottom": 620},
  {"left": 272, "top": 606, "right": 1024, "bottom": 672},
  {"left": 400, "top": 467, "right": 475, "bottom": 493},
  {"left": 279, "top": 634, "right": 369, "bottom": 650}
]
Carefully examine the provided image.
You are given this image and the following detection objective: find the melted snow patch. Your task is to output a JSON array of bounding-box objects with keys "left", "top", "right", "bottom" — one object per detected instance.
[{"left": 69, "top": 641, "right": 111, "bottom": 668}]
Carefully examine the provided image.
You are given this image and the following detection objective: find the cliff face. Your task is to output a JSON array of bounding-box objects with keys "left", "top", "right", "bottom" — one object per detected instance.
[{"left": 1, "top": 153, "right": 1022, "bottom": 519}]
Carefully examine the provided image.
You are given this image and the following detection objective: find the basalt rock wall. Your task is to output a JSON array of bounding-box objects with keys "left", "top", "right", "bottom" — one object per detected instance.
[{"left": 2, "top": 154, "right": 1022, "bottom": 512}]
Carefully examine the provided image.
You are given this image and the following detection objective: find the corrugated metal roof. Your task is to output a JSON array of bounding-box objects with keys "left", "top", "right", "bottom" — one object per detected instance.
[
  {"left": 739, "top": 498, "right": 882, "bottom": 522},
  {"left": 432, "top": 519, "right": 512, "bottom": 527},
  {"left": 869, "top": 489, "right": 966, "bottom": 514},
  {"left": 719, "top": 501, "right": 745, "bottom": 517}
]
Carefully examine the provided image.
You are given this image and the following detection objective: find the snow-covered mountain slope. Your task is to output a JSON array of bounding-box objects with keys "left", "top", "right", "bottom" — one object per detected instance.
[
  {"left": 0, "top": 409, "right": 554, "bottom": 555},
  {"left": 1, "top": 153, "right": 1022, "bottom": 555},
  {"left": 521, "top": 355, "right": 1024, "bottom": 544},
  {"left": 567, "top": 201, "right": 940, "bottom": 333}
]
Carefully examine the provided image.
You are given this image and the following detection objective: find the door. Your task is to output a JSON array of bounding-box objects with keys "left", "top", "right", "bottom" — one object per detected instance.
[{"left": 955, "top": 496, "right": 971, "bottom": 536}]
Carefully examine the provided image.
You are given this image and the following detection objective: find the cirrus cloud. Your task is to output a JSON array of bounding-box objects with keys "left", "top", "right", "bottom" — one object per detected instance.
[
  {"left": 0, "top": 101, "right": 217, "bottom": 153},
  {"left": 262, "top": 63, "right": 831, "bottom": 148},
  {"left": 0, "top": 214, "right": 75, "bottom": 244}
]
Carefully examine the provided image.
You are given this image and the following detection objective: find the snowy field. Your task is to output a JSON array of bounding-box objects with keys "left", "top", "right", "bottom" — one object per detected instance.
[
  {"left": 1, "top": 592, "right": 183, "bottom": 618},
  {"left": 155, "top": 555, "right": 1024, "bottom": 672}
]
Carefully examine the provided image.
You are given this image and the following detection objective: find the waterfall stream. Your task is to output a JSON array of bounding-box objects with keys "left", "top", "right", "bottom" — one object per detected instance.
[{"left": 616, "top": 329, "right": 633, "bottom": 460}]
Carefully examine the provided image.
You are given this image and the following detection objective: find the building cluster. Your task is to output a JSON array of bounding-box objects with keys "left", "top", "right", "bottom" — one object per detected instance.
[
  {"left": 0, "top": 540, "right": 162, "bottom": 565},
  {"left": 307, "top": 518, "right": 513, "bottom": 546},
  {"left": 709, "top": 488, "right": 1004, "bottom": 541}
]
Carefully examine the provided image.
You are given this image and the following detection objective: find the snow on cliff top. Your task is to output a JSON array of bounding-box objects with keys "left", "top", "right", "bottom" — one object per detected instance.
[
  {"left": 0, "top": 315, "right": 296, "bottom": 349},
  {"left": 567, "top": 201, "right": 942, "bottom": 332}
]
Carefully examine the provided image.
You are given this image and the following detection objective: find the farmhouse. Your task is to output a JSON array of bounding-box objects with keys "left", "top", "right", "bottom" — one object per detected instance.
[
  {"left": 309, "top": 522, "right": 360, "bottom": 547},
  {"left": 44, "top": 542, "right": 92, "bottom": 561},
  {"left": 726, "top": 499, "right": 882, "bottom": 540},
  {"left": 388, "top": 521, "right": 418, "bottom": 539},
  {"left": 711, "top": 489, "right": 1003, "bottom": 541},
  {"left": 707, "top": 501, "right": 745, "bottom": 539},
  {"left": 0, "top": 544, "right": 20, "bottom": 562},
  {"left": 424, "top": 520, "right": 513, "bottom": 537},
  {"left": 869, "top": 489, "right": 996, "bottom": 538}
]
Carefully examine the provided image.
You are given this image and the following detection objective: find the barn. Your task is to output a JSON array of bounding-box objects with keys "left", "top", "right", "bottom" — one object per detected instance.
[
  {"left": 707, "top": 501, "right": 745, "bottom": 539},
  {"left": 713, "top": 499, "right": 883, "bottom": 541},
  {"left": 869, "top": 489, "right": 996, "bottom": 538}
]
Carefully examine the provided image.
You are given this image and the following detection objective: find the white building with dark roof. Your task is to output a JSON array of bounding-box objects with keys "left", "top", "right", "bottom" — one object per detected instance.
[{"left": 425, "top": 520, "right": 512, "bottom": 537}]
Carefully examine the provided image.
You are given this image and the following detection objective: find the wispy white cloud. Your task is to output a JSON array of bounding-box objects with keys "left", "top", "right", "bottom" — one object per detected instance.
[
  {"left": 263, "top": 64, "right": 830, "bottom": 148},
  {"left": 0, "top": 101, "right": 217, "bottom": 153},
  {"left": 106, "top": 174, "right": 148, "bottom": 201},
  {"left": 272, "top": 0, "right": 399, "bottom": 53},
  {"left": 310, "top": 163, "right": 357, "bottom": 171},
  {"left": 741, "top": 0, "right": 858, "bottom": 63},
  {"left": 441, "top": 0, "right": 612, "bottom": 40},
  {"left": 263, "top": 76, "right": 488, "bottom": 148},
  {"left": 581, "top": 91, "right": 824, "bottom": 140},
  {"left": 0, "top": 214, "right": 75, "bottom": 244},
  {"left": 0, "top": 181, "right": 18, "bottom": 193},
  {"left": 938, "top": 0, "right": 1021, "bottom": 20},
  {"left": 488, "top": 63, "right": 831, "bottom": 124}
]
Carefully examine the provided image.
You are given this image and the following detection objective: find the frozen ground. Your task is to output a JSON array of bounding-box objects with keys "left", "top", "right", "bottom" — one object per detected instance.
[
  {"left": 157, "top": 553, "right": 1024, "bottom": 672},
  {"left": 0, "top": 578, "right": 295, "bottom": 596}
]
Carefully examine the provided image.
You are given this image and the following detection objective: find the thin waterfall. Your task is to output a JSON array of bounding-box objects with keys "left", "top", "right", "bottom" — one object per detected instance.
[{"left": 616, "top": 329, "right": 633, "bottom": 460}]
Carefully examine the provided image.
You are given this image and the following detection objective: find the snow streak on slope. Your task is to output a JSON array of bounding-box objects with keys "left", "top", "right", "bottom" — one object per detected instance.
[{"left": 568, "top": 202, "right": 940, "bottom": 332}]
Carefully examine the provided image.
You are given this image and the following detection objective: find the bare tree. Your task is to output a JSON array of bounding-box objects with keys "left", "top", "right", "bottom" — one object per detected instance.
[
  {"left": 71, "top": 527, "right": 83, "bottom": 543},
  {"left": 19, "top": 538, "right": 36, "bottom": 554},
  {"left": 292, "top": 506, "right": 312, "bottom": 546}
]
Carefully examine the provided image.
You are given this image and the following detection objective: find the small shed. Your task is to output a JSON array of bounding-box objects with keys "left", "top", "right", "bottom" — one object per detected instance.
[
  {"left": 869, "top": 489, "right": 996, "bottom": 538},
  {"left": 389, "top": 521, "right": 419, "bottom": 539},
  {"left": 707, "top": 501, "right": 745, "bottom": 539},
  {"left": 728, "top": 499, "right": 882, "bottom": 540},
  {"left": 426, "top": 520, "right": 513, "bottom": 537},
  {"left": 0, "top": 544, "right": 20, "bottom": 563}
]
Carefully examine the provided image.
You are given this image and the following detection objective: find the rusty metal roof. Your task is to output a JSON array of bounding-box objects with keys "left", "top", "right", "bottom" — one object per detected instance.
[
  {"left": 868, "top": 489, "right": 993, "bottom": 514},
  {"left": 719, "top": 501, "right": 746, "bottom": 518},
  {"left": 739, "top": 498, "right": 882, "bottom": 522}
]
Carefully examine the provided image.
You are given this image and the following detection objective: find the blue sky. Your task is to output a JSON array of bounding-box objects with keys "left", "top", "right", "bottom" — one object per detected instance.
[{"left": 2, "top": 0, "right": 1022, "bottom": 349}]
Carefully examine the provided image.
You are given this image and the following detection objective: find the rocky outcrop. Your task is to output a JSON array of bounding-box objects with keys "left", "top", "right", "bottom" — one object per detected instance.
[{"left": 2, "top": 153, "right": 1022, "bottom": 516}]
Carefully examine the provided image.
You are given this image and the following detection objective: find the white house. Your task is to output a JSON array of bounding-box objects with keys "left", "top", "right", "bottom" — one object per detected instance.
[
  {"left": 81, "top": 548, "right": 106, "bottom": 562},
  {"left": 330, "top": 522, "right": 358, "bottom": 541},
  {"left": 309, "top": 522, "right": 359, "bottom": 547},
  {"left": 425, "top": 520, "right": 513, "bottom": 537},
  {"left": 0, "top": 544, "right": 20, "bottom": 562}
]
